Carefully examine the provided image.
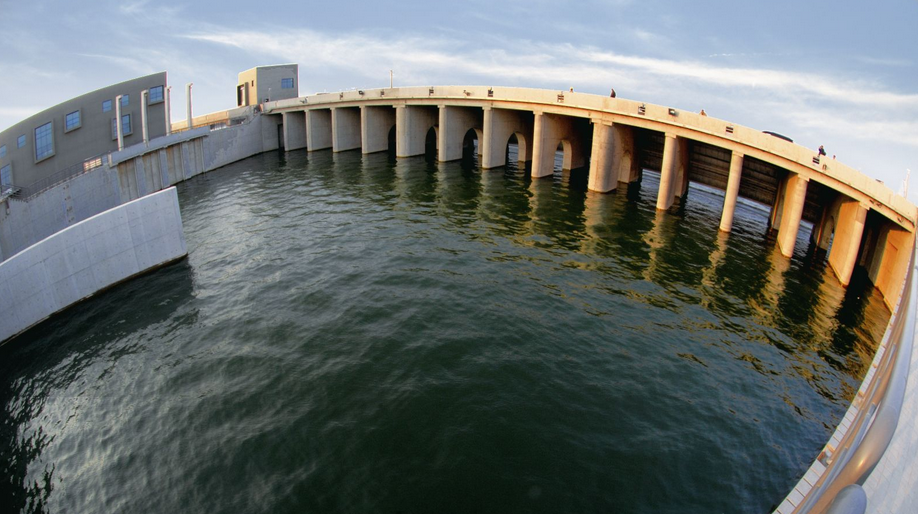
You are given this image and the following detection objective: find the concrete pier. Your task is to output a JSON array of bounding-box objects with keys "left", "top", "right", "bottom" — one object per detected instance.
[
  {"left": 657, "top": 134, "right": 687, "bottom": 210},
  {"left": 719, "top": 152, "right": 744, "bottom": 232},
  {"left": 282, "top": 111, "right": 307, "bottom": 151},
  {"left": 332, "top": 107, "right": 361, "bottom": 152},
  {"left": 776, "top": 174, "right": 809, "bottom": 258},
  {"left": 395, "top": 105, "right": 438, "bottom": 158},
  {"left": 481, "top": 107, "right": 533, "bottom": 169},
  {"left": 827, "top": 200, "right": 868, "bottom": 286},
  {"left": 306, "top": 109, "right": 332, "bottom": 151},
  {"left": 532, "top": 112, "right": 586, "bottom": 178},
  {"left": 360, "top": 106, "right": 396, "bottom": 154},
  {"left": 437, "top": 106, "right": 482, "bottom": 162}
]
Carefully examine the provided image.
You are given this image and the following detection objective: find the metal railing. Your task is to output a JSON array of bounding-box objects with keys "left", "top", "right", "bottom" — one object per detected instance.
[
  {"left": 793, "top": 241, "right": 917, "bottom": 513},
  {"left": 11, "top": 153, "right": 109, "bottom": 201}
]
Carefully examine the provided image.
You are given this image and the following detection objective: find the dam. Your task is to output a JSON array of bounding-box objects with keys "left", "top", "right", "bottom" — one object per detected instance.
[{"left": 0, "top": 67, "right": 915, "bottom": 513}]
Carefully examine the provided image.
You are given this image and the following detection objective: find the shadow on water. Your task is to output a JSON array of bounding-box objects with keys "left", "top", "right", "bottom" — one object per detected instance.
[{"left": 0, "top": 261, "right": 195, "bottom": 513}]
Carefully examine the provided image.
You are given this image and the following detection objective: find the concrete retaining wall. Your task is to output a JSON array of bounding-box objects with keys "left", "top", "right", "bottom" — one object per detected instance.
[
  {"left": 0, "top": 187, "right": 186, "bottom": 344},
  {"left": 0, "top": 164, "right": 122, "bottom": 261},
  {"left": 203, "top": 113, "right": 280, "bottom": 171}
]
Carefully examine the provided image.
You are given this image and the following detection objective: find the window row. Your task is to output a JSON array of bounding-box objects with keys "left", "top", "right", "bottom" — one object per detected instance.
[
  {"left": 2, "top": 86, "right": 164, "bottom": 165},
  {"left": 100, "top": 85, "right": 164, "bottom": 113}
]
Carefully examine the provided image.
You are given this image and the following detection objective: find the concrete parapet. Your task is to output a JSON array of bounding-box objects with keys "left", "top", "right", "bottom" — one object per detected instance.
[{"left": 0, "top": 187, "right": 186, "bottom": 344}]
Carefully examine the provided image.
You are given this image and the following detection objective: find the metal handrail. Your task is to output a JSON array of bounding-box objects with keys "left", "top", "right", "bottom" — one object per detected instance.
[{"left": 795, "top": 241, "right": 917, "bottom": 513}]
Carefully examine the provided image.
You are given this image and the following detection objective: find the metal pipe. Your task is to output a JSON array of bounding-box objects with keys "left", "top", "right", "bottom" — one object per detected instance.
[
  {"left": 115, "top": 94, "right": 124, "bottom": 151},
  {"left": 795, "top": 242, "right": 916, "bottom": 512},
  {"left": 824, "top": 485, "right": 867, "bottom": 514}
]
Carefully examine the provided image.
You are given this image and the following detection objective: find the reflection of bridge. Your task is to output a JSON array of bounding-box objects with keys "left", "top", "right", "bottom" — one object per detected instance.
[
  {"left": 263, "top": 87, "right": 915, "bottom": 310},
  {"left": 260, "top": 86, "right": 917, "bottom": 513}
]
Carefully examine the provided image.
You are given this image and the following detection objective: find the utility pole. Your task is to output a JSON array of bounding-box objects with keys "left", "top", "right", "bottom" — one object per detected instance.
[{"left": 390, "top": 70, "right": 393, "bottom": 88}]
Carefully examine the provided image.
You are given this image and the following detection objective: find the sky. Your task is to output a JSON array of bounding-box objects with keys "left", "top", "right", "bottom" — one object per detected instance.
[{"left": 1, "top": 0, "right": 916, "bottom": 202}]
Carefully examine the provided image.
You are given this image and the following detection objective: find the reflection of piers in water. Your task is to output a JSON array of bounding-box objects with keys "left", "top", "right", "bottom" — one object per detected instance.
[{"left": 0, "top": 152, "right": 894, "bottom": 514}]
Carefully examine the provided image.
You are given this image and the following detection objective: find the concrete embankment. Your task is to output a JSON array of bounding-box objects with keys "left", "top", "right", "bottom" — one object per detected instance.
[{"left": 0, "top": 187, "right": 187, "bottom": 344}]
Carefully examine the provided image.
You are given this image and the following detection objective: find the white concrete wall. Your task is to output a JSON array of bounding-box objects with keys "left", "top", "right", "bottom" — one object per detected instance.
[
  {"left": 396, "top": 105, "right": 437, "bottom": 157},
  {"left": 361, "top": 106, "right": 396, "bottom": 154},
  {"left": 332, "top": 107, "right": 361, "bottom": 152},
  {"left": 283, "top": 111, "right": 307, "bottom": 151},
  {"left": 306, "top": 109, "right": 332, "bottom": 151},
  {"left": 203, "top": 115, "right": 274, "bottom": 171},
  {"left": 0, "top": 164, "right": 122, "bottom": 261},
  {"left": 0, "top": 187, "right": 186, "bottom": 344},
  {"left": 438, "top": 105, "right": 482, "bottom": 162}
]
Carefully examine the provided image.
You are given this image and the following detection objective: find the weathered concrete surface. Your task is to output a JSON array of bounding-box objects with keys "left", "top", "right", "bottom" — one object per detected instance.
[
  {"left": 283, "top": 111, "right": 307, "bottom": 151},
  {"left": 776, "top": 174, "right": 809, "bottom": 257},
  {"left": 396, "top": 105, "right": 438, "bottom": 158},
  {"left": 306, "top": 109, "right": 332, "bottom": 151},
  {"left": 203, "top": 114, "right": 279, "bottom": 172},
  {"left": 719, "top": 152, "right": 744, "bottom": 232},
  {"left": 481, "top": 107, "right": 533, "bottom": 169},
  {"left": 656, "top": 134, "right": 688, "bottom": 210},
  {"left": 0, "top": 165, "right": 122, "bottom": 261},
  {"left": 532, "top": 112, "right": 587, "bottom": 178},
  {"left": 332, "top": 107, "right": 361, "bottom": 152},
  {"left": 438, "top": 105, "right": 482, "bottom": 162},
  {"left": 360, "top": 106, "right": 396, "bottom": 154},
  {"left": 0, "top": 187, "right": 186, "bottom": 344},
  {"left": 588, "top": 122, "right": 639, "bottom": 193}
]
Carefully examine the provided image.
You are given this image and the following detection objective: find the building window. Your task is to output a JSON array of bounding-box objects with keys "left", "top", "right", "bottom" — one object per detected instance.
[
  {"left": 35, "top": 122, "right": 54, "bottom": 161},
  {"left": 17, "top": 135, "right": 25, "bottom": 148},
  {"left": 1, "top": 164, "right": 11, "bottom": 187},
  {"left": 149, "top": 85, "right": 164, "bottom": 103},
  {"left": 65, "top": 110, "right": 82, "bottom": 132},
  {"left": 120, "top": 95, "right": 129, "bottom": 107},
  {"left": 112, "top": 114, "right": 133, "bottom": 139},
  {"left": 281, "top": 78, "right": 294, "bottom": 89},
  {"left": 0, "top": 145, "right": 5, "bottom": 158},
  {"left": 103, "top": 99, "right": 112, "bottom": 112}
]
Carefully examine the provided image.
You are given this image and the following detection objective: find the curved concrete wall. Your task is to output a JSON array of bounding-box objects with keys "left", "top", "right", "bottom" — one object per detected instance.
[{"left": 0, "top": 187, "right": 186, "bottom": 344}]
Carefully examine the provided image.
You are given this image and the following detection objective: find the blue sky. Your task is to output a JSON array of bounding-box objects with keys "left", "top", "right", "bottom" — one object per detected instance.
[{"left": 2, "top": 0, "right": 916, "bottom": 202}]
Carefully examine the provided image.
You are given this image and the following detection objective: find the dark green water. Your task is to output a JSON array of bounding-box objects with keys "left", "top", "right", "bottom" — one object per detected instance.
[{"left": 0, "top": 148, "right": 891, "bottom": 513}]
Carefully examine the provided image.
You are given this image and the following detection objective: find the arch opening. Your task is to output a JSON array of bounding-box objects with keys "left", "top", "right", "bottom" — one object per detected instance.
[
  {"left": 424, "top": 126, "right": 438, "bottom": 161},
  {"left": 461, "top": 128, "right": 479, "bottom": 163},
  {"left": 387, "top": 125, "right": 396, "bottom": 154}
]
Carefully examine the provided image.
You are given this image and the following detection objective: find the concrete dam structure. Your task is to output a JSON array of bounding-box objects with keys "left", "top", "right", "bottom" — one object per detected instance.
[
  {"left": 263, "top": 86, "right": 915, "bottom": 310},
  {"left": 0, "top": 71, "right": 916, "bottom": 513}
]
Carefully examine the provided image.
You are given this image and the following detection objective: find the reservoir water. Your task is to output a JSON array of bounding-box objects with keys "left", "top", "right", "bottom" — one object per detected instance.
[{"left": 0, "top": 148, "right": 891, "bottom": 513}]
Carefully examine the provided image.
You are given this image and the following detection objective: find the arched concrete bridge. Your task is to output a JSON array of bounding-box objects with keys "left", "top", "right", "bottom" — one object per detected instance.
[{"left": 264, "top": 86, "right": 916, "bottom": 308}]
